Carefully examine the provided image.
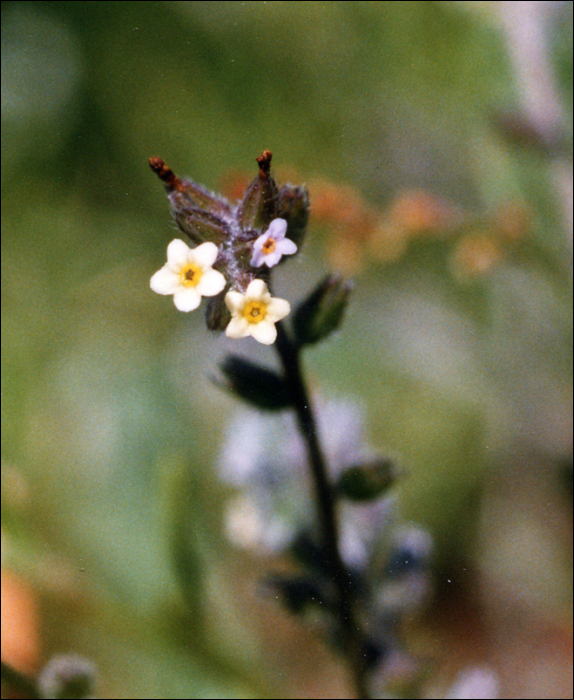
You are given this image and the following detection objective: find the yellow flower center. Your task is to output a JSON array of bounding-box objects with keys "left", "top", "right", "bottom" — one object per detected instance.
[
  {"left": 243, "top": 300, "right": 267, "bottom": 324},
  {"left": 180, "top": 262, "right": 203, "bottom": 287},
  {"left": 262, "top": 237, "right": 276, "bottom": 254}
]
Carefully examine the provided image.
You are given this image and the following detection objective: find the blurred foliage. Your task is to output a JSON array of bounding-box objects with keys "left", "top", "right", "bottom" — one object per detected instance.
[{"left": 2, "top": 2, "right": 572, "bottom": 698}]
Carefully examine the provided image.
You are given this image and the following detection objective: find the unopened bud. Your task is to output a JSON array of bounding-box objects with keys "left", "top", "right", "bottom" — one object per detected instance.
[
  {"left": 293, "top": 274, "right": 352, "bottom": 347},
  {"left": 149, "top": 157, "right": 232, "bottom": 217},
  {"left": 236, "top": 150, "right": 279, "bottom": 232},
  {"left": 205, "top": 291, "right": 231, "bottom": 331}
]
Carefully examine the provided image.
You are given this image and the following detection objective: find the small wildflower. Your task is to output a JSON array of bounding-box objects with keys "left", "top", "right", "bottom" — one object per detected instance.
[
  {"left": 150, "top": 240, "right": 226, "bottom": 312},
  {"left": 38, "top": 654, "right": 97, "bottom": 700},
  {"left": 225, "top": 279, "right": 290, "bottom": 344},
  {"left": 250, "top": 219, "right": 297, "bottom": 268},
  {"left": 446, "top": 667, "right": 499, "bottom": 699}
]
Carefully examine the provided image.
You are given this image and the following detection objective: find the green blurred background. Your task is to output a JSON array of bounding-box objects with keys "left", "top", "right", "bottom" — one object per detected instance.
[{"left": 2, "top": 2, "right": 572, "bottom": 698}]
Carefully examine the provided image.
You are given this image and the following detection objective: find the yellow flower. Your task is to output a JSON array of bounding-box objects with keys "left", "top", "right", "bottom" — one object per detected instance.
[
  {"left": 225, "top": 279, "right": 290, "bottom": 345},
  {"left": 150, "top": 240, "right": 226, "bottom": 311}
]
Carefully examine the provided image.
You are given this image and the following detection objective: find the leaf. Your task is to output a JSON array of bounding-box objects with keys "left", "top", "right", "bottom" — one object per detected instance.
[
  {"left": 265, "top": 575, "right": 331, "bottom": 614},
  {"left": 217, "top": 355, "right": 292, "bottom": 410},
  {"left": 334, "top": 458, "right": 396, "bottom": 501},
  {"left": 293, "top": 274, "right": 352, "bottom": 346}
]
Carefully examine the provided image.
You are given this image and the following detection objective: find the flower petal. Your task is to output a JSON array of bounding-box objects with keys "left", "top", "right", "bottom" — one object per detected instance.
[
  {"left": 252, "top": 234, "right": 268, "bottom": 253},
  {"left": 197, "top": 268, "right": 226, "bottom": 297},
  {"left": 250, "top": 248, "right": 267, "bottom": 268},
  {"left": 263, "top": 251, "right": 283, "bottom": 268},
  {"left": 266, "top": 298, "right": 290, "bottom": 322},
  {"left": 193, "top": 241, "right": 219, "bottom": 268},
  {"left": 225, "top": 290, "right": 245, "bottom": 313},
  {"left": 150, "top": 265, "right": 181, "bottom": 295},
  {"left": 173, "top": 287, "right": 202, "bottom": 312},
  {"left": 225, "top": 316, "right": 251, "bottom": 338},
  {"left": 249, "top": 321, "right": 277, "bottom": 345},
  {"left": 166, "top": 239, "right": 192, "bottom": 269},
  {"left": 266, "top": 218, "right": 288, "bottom": 240},
  {"left": 277, "top": 238, "right": 297, "bottom": 256},
  {"left": 245, "top": 279, "right": 269, "bottom": 301}
]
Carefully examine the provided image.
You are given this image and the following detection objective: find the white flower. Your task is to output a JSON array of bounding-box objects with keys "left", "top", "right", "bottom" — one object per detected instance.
[
  {"left": 150, "top": 240, "right": 226, "bottom": 312},
  {"left": 219, "top": 398, "right": 393, "bottom": 565},
  {"left": 250, "top": 218, "right": 297, "bottom": 268},
  {"left": 225, "top": 279, "right": 290, "bottom": 345},
  {"left": 446, "top": 667, "right": 499, "bottom": 699}
]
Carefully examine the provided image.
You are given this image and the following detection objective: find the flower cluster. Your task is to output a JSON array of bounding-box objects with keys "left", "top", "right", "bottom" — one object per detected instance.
[
  {"left": 150, "top": 152, "right": 433, "bottom": 696},
  {"left": 149, "top": 151, "right": 307, "bottom": 344}
]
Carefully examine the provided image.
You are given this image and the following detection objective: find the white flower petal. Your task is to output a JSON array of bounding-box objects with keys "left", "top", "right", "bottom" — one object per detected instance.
[
  {"left": 245, "top": 279, "right": 269, "bottom": 301},
  {"left": 266, "top": 218, "right": 288, "bottom": 240},
  {"left": 266, "top": 298, "right": 290, "bottom": 322},
  {"left": 252, "top": 234, "right": 268, "bottom": 253},
  {"left": 197, "top": 268, "right": 226, "bottom": 297},
  {"left": 225, "top": 290, "right": 245, "bottom": 313},
  {"left": 277, "top": 238, "right": 297, "bottom": 256},
  {"left": 250, "top": 248, "right": 267, "bottom": 268},
  {"left": 173, "top": 287, "right": 202, "bottom": 312},
  {"left": 150, "top": 265, "right": 181, "bottom": 295},
  {"left": 250, "top": 321, "right": 277, "bottom": 345},
  {"left": 263, "top": 251, "right": 283, "bottom": 268},
  {"left": 193, "top": 241, "right": 219, "bottom": 268},
  {"left": 225, "top": 316, "right": 251, "bottom": 338},
  {"left": 166, "top": 239, "right": 192, "bottom": 269}
]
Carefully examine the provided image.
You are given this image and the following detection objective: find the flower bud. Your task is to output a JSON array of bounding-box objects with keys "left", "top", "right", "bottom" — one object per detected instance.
[
  {"left": 236, "top": 150, "right": 279, "bottom": 232},
  {"left": 293, "top": 274, "right": 353, "bottom": 347},
  {"left": 149, "top": 157, "right": 232, "bottom": 217},
  {"left": 149, "top": 157, "right": 233, "bottom": 245},
  {"left": 170, "top": 197, "right": 232, "bottom": 246},
  {"left": 218, "top": 354, "right": 292, "bottom": 410},
  {"left": 335, "top": 458, "right": 397, "bottom": 502},
  {"left": 205, "top": 290, "right": 232, "bottom": 331}
]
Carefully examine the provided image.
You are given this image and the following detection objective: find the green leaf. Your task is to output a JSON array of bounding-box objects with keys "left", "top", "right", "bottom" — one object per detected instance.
[
  {"left": 335, "top": 458, "right": 397, "bottom": 501},
  {"left": 217, "top": 355, "right": 292, "bottom": 410},
  {"left": 293, "top": 274, "right": 353, "bottom": 346}
]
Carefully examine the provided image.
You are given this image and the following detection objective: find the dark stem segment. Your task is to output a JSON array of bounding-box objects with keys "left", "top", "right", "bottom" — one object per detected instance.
[
  {"left": 1, "top": 661, "right": 41, "bottom": 699},
  {"left": 274, "top": 322, "right": 369, "bottom": 700}
]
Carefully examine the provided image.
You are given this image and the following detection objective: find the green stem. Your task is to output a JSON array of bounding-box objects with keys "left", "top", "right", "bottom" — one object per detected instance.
[{"left": 274, "top": 322, "right": 369, "bottom": 700}]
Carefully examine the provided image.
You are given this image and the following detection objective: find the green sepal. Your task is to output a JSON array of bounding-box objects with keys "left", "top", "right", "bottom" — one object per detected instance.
[
  {"left": 334, "top": 458, "right": 396, "bottom": 501},
  {"left": 217, "top": 355, "right": 292, "bottom": 410},
  {"left": 293, "top": 274, "right": 352, "bottom": 347}
]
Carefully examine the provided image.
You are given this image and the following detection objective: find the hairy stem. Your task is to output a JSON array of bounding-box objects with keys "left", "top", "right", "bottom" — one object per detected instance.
[{"left": 274, "top": 322, "right": 369, "bottom": 700}]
